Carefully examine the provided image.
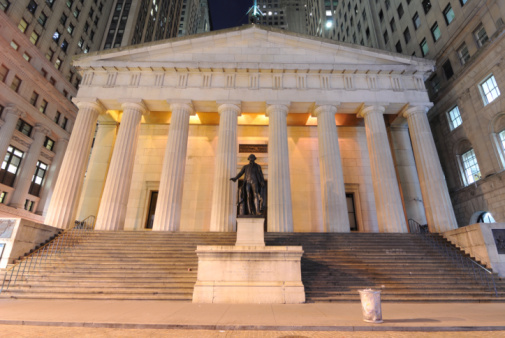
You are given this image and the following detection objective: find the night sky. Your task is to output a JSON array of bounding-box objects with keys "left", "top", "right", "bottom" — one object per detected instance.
[{"left": 208, "top": 0, "right": 252, "bottom": 31}]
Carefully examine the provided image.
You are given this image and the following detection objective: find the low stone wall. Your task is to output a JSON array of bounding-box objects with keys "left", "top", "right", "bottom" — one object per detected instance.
[
  {"left": 443, "top": 223, "right": 505, "bottom": 277},
  {"left": 0, "top": 218, "right": 61, "bottom": 269}
]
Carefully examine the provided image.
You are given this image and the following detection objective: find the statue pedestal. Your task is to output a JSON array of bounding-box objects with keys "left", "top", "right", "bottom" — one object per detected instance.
[
  {"left": 192, "top": 245, "right": 305, "bottom": 304},
  {"left": 236, "top": 217, "right": 265, "bottom": 246}
]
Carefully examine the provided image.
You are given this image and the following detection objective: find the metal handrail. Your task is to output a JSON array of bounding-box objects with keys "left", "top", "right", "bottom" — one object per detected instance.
[
  {"left": 0, "top": 215, "right": 96, "bottom": 294},
  {"left": 409, "top": 219, "right": 498, "bottom": 297}
]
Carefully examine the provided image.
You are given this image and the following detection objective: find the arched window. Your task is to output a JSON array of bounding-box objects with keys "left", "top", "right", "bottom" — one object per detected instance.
[
  {"left": 489, "top": 113, "right": 505, "bottom": 170},
  {"left": 469, "top": 211, "right": 496, "bottom": 224}
]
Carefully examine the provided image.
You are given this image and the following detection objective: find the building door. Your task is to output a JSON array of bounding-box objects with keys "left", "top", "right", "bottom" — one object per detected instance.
[
  {"left": 145, "top": 191, "right": 158, "bottom": 229},
  {"left": 346, "top": 193, "right": 358, "bottom": 231}
]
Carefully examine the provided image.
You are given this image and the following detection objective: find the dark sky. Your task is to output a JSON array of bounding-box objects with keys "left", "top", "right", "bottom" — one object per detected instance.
[{"left": 208, "top": 0, "right": 252, "bottom": 31}]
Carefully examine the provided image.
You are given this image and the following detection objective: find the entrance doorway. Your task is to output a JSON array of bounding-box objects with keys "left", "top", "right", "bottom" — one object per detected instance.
[
  {"left": 346, "top": 193, "right": 358, "bottom": 231},
  {"left": 145, "top": 191, "right": 158, "bottom": 229}
]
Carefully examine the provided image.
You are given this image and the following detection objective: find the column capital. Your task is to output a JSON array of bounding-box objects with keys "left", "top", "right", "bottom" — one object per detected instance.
[
  {"left": 312, "top": 104, "right": 337, "bottom": 117},
  {"left": 358, "top": 105, "right": 385, "bottom": 118},
  {"left": 403, "top": 105, "right": 429, "bottom": 119},
  {"left": 265, "top": 104, "right": 289, "bottom": 117},
  {"left": 4, "top": 104, "right": 24, "bottom": 118},
  {"left": 169, "top": 101, "right": 194, "bottom": 115},
  {"left": 73, "top": 98, "right": 106, "bottom": 114},
  {"left": 120, "top": 99, "right": 149, "bottom": 116},
  {"left": 217, "top": 102, "right": 241, "bottom": 116},
  {"left": 33, "top": 124, "right": 51, "bottom": 136}
]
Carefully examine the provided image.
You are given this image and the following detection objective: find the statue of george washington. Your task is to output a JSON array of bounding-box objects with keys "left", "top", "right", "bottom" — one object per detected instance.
[{"left": 230, "top": 154, "right": 265, "bottom": 216}]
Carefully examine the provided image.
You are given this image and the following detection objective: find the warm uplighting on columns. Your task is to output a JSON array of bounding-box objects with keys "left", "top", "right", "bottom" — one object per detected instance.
[
  {"left": 152, "top": 102, "right": 194, "bottom": 231},
  {"left": 210, "top": 103, "right": 241, "bottom": 232},
  {"left": 358, "top": 105, "right": 407, "bottom": 233},
  {"left": 404, "top": 105, "right": 458, "bottom": 232}
]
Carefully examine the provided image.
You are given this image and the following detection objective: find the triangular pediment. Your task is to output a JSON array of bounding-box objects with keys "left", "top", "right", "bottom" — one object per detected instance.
[{"left": 74, "top": 25, "right": 433, "bottom": 74}]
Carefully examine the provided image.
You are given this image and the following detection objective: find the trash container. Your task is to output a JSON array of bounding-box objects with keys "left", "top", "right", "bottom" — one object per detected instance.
[{"left": 358, "top": 289, "right": 383, "bottom": 323}]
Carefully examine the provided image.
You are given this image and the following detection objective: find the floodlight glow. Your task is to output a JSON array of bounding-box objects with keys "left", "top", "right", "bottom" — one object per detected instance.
[{"left": 326, "top": 21, "right": 333, "bottom": 28}]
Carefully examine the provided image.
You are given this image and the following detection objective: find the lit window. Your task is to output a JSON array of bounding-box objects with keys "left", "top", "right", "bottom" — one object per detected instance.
[
  {"left": 24, "top": 199, "right": 34, "bottom": 211},
  {"left": 53, "top": 30, "right": 60, "bottom": 42},
  {"left": 480, "top": 75, "right": 500, "bottom": 105},
  {"left": 0, "top": 0, "right": 10, "bottom": 12},
  {"left": 10, "top": 41, "right": 18, "bottom": 50},
  {"left": 474, "top": 24, "right": 488, "bottom": 47},
  {"left": 39, "top": 99, "right": 48, "bottom": 114},
  {"left": 67, "top": 23, "right": 74, "bottom": 35},
  {"left": 0, "top": 146, "right": 24, "bottom": 187},
  {"left": 420, "top": 38, "right": 428, "bottom": 56},
  {"left": 44, "top": 137, "right": 54, "bottom": 151},
  {"left": 431, "top": 22, "right": 441, "bottom": 42},
  {"left": 477, "top": 212, "right": 495, "bottom": 223},
  {"left": 29, "top": 161, "right": 48, "bottom": 196},
  {"left": 443, "top": 4, "right": 455, "bottom": 25},
  {"left": 499, "top": 130, "right": 505, "bottom": 154},
  {"left": 448, "top": 106, "right": 462, "bottom": 130},
  {"left": 16, "top": 119, "right": 33, "bottom": 136},
  {"left": 23, "top": 53, "right": 31, "bottom": 62},
  {"left": 38, "top": 12, "right": 47, "bottom": 26},
  {"left": 18, "top": 19, "right": 28, "bottom": 32},
  {"left": 462, "top": 149, "right": 481, "bottom": 184},
  {"left": 457, "top": 43, "right": 470, "bottom": 65},
  {"left": 55, "top": 58, "right": 62, "bottom": 70},
  {"left": 30, "top": 31, "right": 39, "bottom": 45},
  {"left": 0, "top": 192, "right": 6, "bottom": 204}
]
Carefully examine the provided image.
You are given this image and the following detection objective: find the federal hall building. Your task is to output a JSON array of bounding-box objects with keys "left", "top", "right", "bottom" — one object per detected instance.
[{"left": 43, "top": 25, "right": 457, "bottom": 235}]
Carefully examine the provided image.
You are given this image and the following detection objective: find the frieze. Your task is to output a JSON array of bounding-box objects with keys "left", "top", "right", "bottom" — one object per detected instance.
[
  {"left": 12, "top": 135, "right": 31, "bottom": 148},
  {"left": 239, "top": 144, "right": 268, "bottom": 153},
  {"left": 492, "top": 229, "right": 505, "bottom": 254}
]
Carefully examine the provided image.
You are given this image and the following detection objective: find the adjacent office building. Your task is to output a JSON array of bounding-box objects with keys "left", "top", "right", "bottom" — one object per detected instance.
[{"left": 0, "top": 0, "right": 114, "bottom": 220}]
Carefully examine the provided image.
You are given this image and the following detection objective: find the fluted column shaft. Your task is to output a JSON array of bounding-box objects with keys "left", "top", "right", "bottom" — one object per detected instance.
[
  {"left": 45, "top": 101, "right": 104, "bottom": 229},
  {"left": 360, "top": 106, "right": 407, "bottom": 233},
  {"left": 95, "top": 102, "right": 146, "bottom": 231},
  {"left": 315, "top": 105, "right": 350, "bottom": 232},
  {"left": 9, "top": 125, "right": 49, "bottom": 208},
  {"left": 0, "top": 105, "right": 22, "bottom": 162},
  {"left": 404, "top": 106, "right": 458, "bottom": 232},
  {"left": 210, "top": 104, "right": 240, "bottom": 232},
  {"left": 266, "top": 104, "right": 293, "bottom": 232},
  {"left": 152, "top": 103, "right": 193, "bottom": 231},
  {"left": 36, "top": 138, "right": 68, "bottom": 216}
]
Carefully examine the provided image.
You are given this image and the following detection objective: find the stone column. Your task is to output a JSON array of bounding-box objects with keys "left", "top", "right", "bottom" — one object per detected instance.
[
  {"left": 359, "top": 105, "right": 407, "bottom": 233},
  {"left": 76, "top": 122, "right": 117, "bottom": 220},
  {"left": 0, "top": 105, "right": 23, "bottom": 162},
  {"left": 9, "top": 124, "right": 49, "bottom": 209},
  {"left": 314, "top": 105, "right": 350, "bottom": 232},
  {"left": 266, "top": 104, "right": 293, "bottom": 232},
  {"left": 389, "top": 126, "right": 427, "bottom": 226},
  {"left": 36, "top": 138, "right": 69, "bottom": 216},
  {"left": 210, "top": 103, "right": 241, "bottom": 232},
  {"left": 45, "top": 100, "right": 105, "bottom": 229},
  {"left": 152, "top": 103, "right": 193, "bottom": 231},
  {"left": 404, "top": 106, "right": 458, "bottom": 232},
  {"left": 95, "top": 101, "right": 147, "bottom": 231}
]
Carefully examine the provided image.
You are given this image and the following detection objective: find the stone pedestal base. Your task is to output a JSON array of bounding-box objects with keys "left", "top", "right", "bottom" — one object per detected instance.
[
  {"left": 192, "top": 245, "right": 305, "bottom": 304},
  {"left": 236, "top": 217, "right": 265, "bottom": 246}
]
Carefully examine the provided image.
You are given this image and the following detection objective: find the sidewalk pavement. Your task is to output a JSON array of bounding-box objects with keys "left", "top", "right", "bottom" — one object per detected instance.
[{"left": 0, "top": 300, "right": 504, "bottom": 332}]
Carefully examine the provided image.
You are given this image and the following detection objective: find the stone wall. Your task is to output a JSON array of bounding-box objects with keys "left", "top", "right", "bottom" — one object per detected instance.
[{"left": 123, "top": 123, "right": 378, "bottom": 232}]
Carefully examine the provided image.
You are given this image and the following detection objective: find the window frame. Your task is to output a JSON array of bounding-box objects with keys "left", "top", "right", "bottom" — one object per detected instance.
[
  {"left": 447, "top": 105, "right": 462, "bottom": 130},
  {"left": 479, "top": 74, "right": 501, "bottom": 106}
]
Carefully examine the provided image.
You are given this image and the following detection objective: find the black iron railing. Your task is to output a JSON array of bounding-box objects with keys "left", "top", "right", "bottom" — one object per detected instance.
[
  {"left": 0, "top": 215, "right": 96, "bottom": 294},
  {"left": 408, "top": 218, "right": 498, "bottom": 297}
]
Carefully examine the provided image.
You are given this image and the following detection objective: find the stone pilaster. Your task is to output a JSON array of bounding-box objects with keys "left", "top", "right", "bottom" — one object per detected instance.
[
  {"left": 152, "top": 102, "right": 193, "bottom": 231},
  {"left": 314, "top": 105, "right": 349, "bottom": 232},
  {"left": 45, "top": 100, "right": 105, "bottom": 229},
  {"left": 266, "top": 104, "right": 293, "bottom": 232},
  {"left": 404, "top": 106, "right": 458, "bottom": 232},
  {"left": 76, "top": 122, "right": 117, "bottom": 220},
  {"left": 36, "top": 138, "right": 68, "bottom": 216},
  {"left": 95, "top": 101, "right": 147, "bottom": 231},
  {"left": 9, "top": 124, "right": 49, "bottom": 209},
  {"left": 210, "top": 103, "right": 241, "bottom": 232},
  {"left": 0, "top": 105, "right": 23, "bottom": 163},
  {"left": 359, "top": 105, "right": 407, "bottom": 233}
]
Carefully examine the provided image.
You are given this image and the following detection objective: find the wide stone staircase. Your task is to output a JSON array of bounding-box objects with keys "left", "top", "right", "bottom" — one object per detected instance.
[{"left": 1, "top": 231, "right": 504, "bottom": 302}]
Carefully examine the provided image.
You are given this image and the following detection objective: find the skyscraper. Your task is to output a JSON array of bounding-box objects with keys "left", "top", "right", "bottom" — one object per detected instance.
[
  {"left": 249, "top": 0, "right": 308, "bottom": 35},
  {"left": 0, "top": 0, "right": 114, "bottom": 219}
]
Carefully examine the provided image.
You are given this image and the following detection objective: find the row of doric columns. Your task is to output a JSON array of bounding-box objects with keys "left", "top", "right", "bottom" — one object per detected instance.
[
  {"left": 0, "top": 105, "right": 69, "bottom": 215},
  {"left": 45, "top": 100, "right": 458, "bottom": 234}
]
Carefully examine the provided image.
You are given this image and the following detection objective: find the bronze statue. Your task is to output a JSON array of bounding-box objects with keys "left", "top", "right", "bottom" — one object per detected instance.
[{"left": 231, "top": 154, "right": 265, "bottom": 216}]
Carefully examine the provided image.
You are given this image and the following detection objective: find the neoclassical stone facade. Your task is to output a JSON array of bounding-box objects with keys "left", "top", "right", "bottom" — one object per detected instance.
[{"left": 46, "top": 25, "right": 457, "bottom": 233}]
